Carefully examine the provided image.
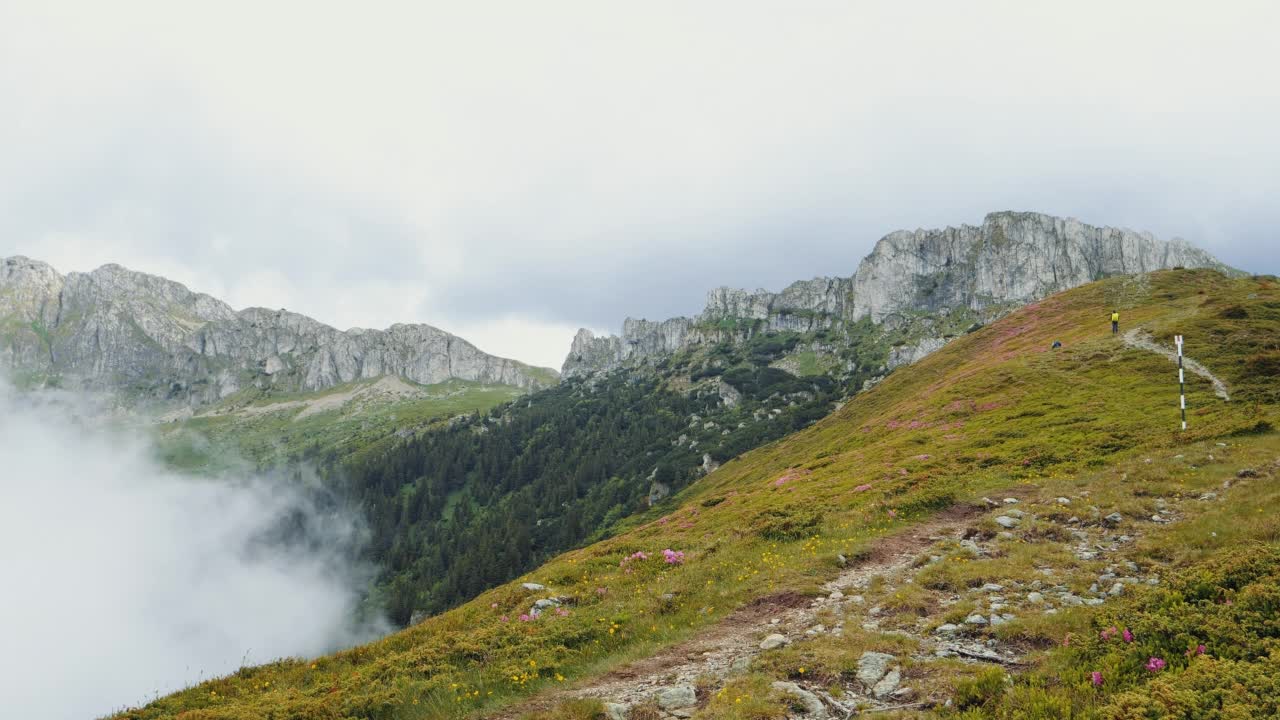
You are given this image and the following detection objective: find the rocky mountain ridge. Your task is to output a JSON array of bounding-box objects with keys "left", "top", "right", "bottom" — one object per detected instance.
[
  {"left": 563, "top": 211, "right": 1235, "bottom": 377},
  {"left": 0, "top": 257, "right": 557, "bottom": 407}
]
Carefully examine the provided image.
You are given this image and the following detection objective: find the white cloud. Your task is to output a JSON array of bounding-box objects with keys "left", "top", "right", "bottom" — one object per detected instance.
[
  {"left": 0, "top": 382, "right": 386, "bottom": 719},
  {"left": 1, "top": 0, "right": 1278, "bottom": 369}
]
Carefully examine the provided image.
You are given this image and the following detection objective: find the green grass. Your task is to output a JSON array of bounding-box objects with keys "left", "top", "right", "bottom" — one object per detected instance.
[
  {"left": 106, "top": 270, "right": 1280, "bottom": 720},
  {"left": 156, "top": 377, "right": 526, "bottom": 469}
]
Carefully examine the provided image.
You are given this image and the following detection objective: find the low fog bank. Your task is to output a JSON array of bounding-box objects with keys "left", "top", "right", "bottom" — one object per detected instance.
[{"left": 0, "top": 381, "right": 388, "bottom": 719}]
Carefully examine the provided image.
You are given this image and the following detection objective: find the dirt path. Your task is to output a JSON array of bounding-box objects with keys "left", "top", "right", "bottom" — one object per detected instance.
[
  {"left": 489, "top": 506, "right": 983, "bottom": 719},
  {"left": 1123, "top": 329, "right": 1230, "bottom": 401}
]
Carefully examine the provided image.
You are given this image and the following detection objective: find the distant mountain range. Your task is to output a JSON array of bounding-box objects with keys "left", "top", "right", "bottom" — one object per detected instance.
[
  {"left": 563, "top": 211, "right": 1237, "bottom": 377},
  {"left": 0, "top": 257, "right": 558, "bottom": 407},
  {"left": 1, "top": 211, "right": 1235, "bottom": 413}
]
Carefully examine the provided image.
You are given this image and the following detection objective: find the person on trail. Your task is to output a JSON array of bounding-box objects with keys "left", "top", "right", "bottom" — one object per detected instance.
[
  {"left": 1111, "top": 310, "right": 1120, "bottom": 335},
  {"left": 1051, "top": 340, "right": 1063, "bottom": 349}
]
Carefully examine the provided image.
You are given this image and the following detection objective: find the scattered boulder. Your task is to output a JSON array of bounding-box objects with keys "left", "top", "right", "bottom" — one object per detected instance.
[
  {"left": 760, "top": 633, "right": 790, "bottom": 650},
  {"left": 655, "top": 684, "right": 697, "bottom": 710},
  {"left": 1003, "top": 498, "right": 1020, "bottom": 505},
  {"left": 995, "top": 516, "right": 1019, "bottom": 529},
  {"left": 1104, "top": 513, "right": 1124, "bottom": 525},
  {"left": 771, "top": 681, "right": 828, "bottom": 718},
  {"left": 965, "top": 613, "right": 988, "bottom": 625},
  {"left": 872, "top": 668, "right": 902, "bottom": 699},
  {"left": 856, "top": 651, "right": 896, "bottom": 687},
  {"left": 935, "top": 623, "right": 960, "bottom": 634},
  {"left": 1027, "top": 592, "right": 1045, "bottom": 604},
  {"left": 604, "top": 702, "right": 629, "bottom": 720},
  {"left": 521, "top": 582, "right": 546, "bottom": 591}
]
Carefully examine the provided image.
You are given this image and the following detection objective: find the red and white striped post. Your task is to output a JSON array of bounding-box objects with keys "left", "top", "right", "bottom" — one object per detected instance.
[{"left": 1175, "top": 335, "right": 1186, "bottom": 431}]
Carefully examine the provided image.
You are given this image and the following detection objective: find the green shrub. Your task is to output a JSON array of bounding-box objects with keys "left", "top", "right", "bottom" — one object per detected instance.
[
  {"left": 752, "top": 506, "right": 823, "bottom": 541},
  {"left": 953, "top": 667, "right": 1007, "bottom": 710}
]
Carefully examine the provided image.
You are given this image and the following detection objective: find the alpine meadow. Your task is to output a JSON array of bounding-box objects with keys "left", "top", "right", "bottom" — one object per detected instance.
[{"left": 3, "top": 4, "right": 1280, "bottom": 720}]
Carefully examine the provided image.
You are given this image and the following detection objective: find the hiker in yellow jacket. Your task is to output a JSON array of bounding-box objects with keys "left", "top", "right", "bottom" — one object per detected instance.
[{"left": 1111, "top": 310, "right": 1120, "bottom": 335}]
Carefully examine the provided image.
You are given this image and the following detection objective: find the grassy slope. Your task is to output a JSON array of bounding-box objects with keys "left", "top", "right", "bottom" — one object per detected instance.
[
  {"left": 107, "top": 270, "right": 1280, "bottom": 720},
  {"left": 157, "top": 378, "right": 526, "bottom": 470}
]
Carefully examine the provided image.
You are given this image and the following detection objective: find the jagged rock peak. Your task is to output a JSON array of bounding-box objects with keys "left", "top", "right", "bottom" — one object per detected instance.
[
  {"left": 562, "top": 211, "right": 1234, "bottom": 377},
  {"left": 0, "top": 257, "right": 559, "bottom": 406}
]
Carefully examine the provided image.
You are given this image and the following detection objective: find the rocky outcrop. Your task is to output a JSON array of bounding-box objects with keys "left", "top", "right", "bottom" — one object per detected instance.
[
  {"left": 562, "top": 212, "right": 1235, "bottom": 377},
  {"left": 0, "top": 256, "right": 557, "bottom": 406}
]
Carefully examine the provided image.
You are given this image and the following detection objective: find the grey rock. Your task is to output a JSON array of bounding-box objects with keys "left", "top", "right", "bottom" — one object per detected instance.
[
  {"left": 771, "top": 681, "right": 828, "bottom": 718},
  {"left": 559, "top": 212, "right": 1233, "bottom": 377},
  {"left": 604, "top": 702, "right": 629, "bottom": 720},
  {"left": 655, "top": 684, "right": 697, "bottom": 710},
  {"left": 995, "top": 516, "right": 1020, "bottom": 529},
  {"left": 935, "top": 623, "right": 960, "bottom": 634},
  {"left": 965, "top": 613, "right": 989, "bottom": 625},
  {"left": 1104, "top": 513, "right": 1124, "bottom": 525},
  {"left": 872, "top": 668, "right": 902, "bottom": 699},
  {"left": 1109, "top": 583, "right": 1124, "bottom": 596},
  {"left": 530, "top": 597, "right": 562, "bottom": 616},
  {"left": 0, "top": 256, "right": 558, "bottom": 407},
  {"left": 857, "top": 651, "right": 896, "bottom": 686},
  {"left": 760, "top": 633, "right": 790, "bottom": 650},
  {"left": 1027, "top": 592, "right": 1045, "bottom": 604},
  {"left": 521, "top": 582, "right": 546, "bottom": 591},
  {"left": 1003, "top": 498, "right": 1020, "bottom": 505}
]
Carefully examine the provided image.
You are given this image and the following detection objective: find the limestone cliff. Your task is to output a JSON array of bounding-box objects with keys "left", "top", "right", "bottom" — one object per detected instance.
[
  {"left": 0, "top": 257, "right": 558, "bottom": 406},
  {"left": 563, "top": 211, "right": 1235, "bottom": 377}
]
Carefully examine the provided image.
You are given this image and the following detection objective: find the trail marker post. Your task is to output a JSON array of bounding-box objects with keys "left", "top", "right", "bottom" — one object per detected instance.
[{"left": 1175, "top": 335, "right": 1186, "bottom": 431}]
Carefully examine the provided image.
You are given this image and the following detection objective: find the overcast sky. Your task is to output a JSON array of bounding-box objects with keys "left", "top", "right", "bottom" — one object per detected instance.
[{"left": 2, "top": 1, "right": 1277, "bottom": 368}]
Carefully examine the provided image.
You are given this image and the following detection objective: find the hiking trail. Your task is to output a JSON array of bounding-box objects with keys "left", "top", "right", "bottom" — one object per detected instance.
[{"left": 1122, "top": 329, "right": 1230, "bottom": 401}]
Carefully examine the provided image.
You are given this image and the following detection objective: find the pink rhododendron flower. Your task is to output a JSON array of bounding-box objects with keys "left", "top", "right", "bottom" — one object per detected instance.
[
  {"left": 855, "top": 484, "right": 873, "bottom": 492},
  {"left": 1145, "top": 657, "right": 1166, "bottom": 672},
  {"left": 500, "top": 615, "right": 509, "bottom": 622},
  {"left": 887, "top": 509, "right": 897, "bottom": 519},
  {"left": 1091, "top": 671, "right": 1103, "bottom": 687},
  {"left": 491, "top": 602, "right": 499, "bottom": 608},
  {"left": 596, "top": 587, "right": 608, "bottom": 596},
  {"left": 1186, "top": 644, "right": 1206, "bottom": 657},
  {"left": 518, "top": 614, "right": 532, "bottom": 622},
  {"left": 555, "top": 607, "right": 570, "bottom": 617},
  {"left": 1062, "top": 633, "right": 1071, "bottom": 647},
  {"left": 663, "top": 548, "right": 685, "bottom": 564},
  {"left": 1122, "top": 628, "right": 1134, "bottom": 643},
  {"left": 1100, "top": 626, "right": 1117, "bottom": 641}
]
